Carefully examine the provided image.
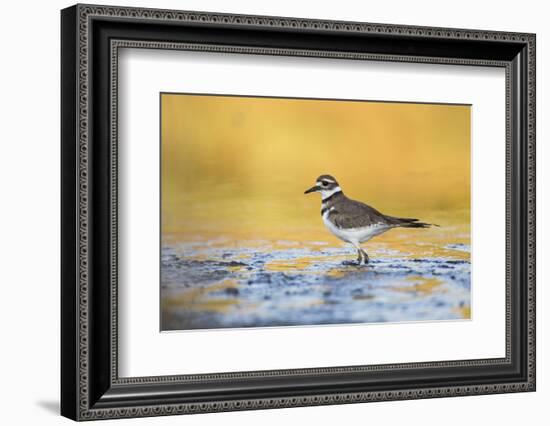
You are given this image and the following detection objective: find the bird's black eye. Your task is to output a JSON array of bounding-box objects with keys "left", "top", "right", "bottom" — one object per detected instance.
[{"left": 321, "top": 181, "right": 328, "bottom": 187}]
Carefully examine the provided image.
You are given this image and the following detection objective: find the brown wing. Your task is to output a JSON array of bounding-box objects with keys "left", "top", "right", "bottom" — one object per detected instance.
[{"left": 328, "top": 198, "right": 391, "bottom": 229}]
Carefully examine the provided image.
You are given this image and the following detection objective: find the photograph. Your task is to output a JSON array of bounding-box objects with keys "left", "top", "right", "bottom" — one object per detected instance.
[{"left": 160, "top": 93, "right": 471, "bottom": 331}]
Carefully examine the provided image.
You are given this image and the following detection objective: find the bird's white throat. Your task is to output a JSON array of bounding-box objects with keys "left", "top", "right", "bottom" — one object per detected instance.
[{"left": 320, "top": 186, "right": 342, "bottom": 200}]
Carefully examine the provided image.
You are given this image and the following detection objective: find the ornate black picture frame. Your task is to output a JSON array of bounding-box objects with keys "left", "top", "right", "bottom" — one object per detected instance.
[{"left": 61, "top": 4, "right": 536, "bottom": 421}]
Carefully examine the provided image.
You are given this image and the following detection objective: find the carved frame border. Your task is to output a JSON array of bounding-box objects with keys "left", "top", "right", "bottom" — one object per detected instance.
[{"left": 62, "top": 3, "right": 535, "bottom": 420}]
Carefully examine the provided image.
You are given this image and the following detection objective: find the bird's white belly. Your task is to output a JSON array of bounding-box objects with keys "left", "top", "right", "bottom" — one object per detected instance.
[{"left": 322, "top": 211, "right": 390, "bottom": 244}]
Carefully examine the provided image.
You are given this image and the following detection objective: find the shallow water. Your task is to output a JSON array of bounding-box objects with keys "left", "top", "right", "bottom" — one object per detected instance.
[{"left": 161, "top": 236, "right": 471, "bottom": 331}]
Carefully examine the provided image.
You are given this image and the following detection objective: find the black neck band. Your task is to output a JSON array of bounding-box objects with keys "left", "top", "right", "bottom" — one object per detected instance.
[{"left": 322, "top": 190, "right": 342, "bottom": 203}]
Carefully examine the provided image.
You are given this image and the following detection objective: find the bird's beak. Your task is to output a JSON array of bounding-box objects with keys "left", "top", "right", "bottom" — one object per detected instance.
[{"left": 304, "top": 185, "right": 320, "bottom": 194}]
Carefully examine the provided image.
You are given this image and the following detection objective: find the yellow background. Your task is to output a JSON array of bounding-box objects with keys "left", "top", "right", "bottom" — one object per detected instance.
[{"left": 161, "top": 94, "right": 470, "bottom": 245}]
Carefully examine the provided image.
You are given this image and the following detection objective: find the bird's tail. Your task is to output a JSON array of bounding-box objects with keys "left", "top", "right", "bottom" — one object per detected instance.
[{"left": 386, "top": 216, "right": 438, "bottom": 228}]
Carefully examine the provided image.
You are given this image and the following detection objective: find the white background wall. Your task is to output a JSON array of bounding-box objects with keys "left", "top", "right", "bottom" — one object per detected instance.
[{"left": 0, "top": 0, "right": 546, "bottom": 424}]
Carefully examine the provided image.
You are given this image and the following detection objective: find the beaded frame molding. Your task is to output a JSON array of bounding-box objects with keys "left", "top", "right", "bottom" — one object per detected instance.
[{"left": 61, "top": 4, "right": 536, "bottom": 421}]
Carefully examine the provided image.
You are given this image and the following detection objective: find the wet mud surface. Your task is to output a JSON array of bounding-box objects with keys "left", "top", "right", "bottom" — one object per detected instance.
[{"left": 161, "top": 240, "right": 471, "bottom": 331}]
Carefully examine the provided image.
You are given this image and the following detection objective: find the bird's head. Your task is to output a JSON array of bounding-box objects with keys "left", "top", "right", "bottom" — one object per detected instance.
[{"left": 304, "top": 175, "right": 342, "bottom": 199}]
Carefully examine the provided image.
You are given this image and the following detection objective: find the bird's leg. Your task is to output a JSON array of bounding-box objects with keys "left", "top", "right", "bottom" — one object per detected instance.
[
  {"left": 360, "top": 248, "right": 370, "bottom": 265},
  {"left": 353, "top": 244, "right": 369, "bottom": 265}
]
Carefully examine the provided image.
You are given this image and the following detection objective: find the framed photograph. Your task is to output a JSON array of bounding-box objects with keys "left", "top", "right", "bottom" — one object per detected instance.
[{"left": 61, "top": 4, "right": 536, "bottom": 421}]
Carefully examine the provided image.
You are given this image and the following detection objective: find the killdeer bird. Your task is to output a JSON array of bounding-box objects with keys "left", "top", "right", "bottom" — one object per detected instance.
[{"left": 304, "top": 175, "right": 433, "bottom": 265}]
